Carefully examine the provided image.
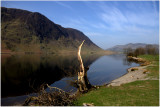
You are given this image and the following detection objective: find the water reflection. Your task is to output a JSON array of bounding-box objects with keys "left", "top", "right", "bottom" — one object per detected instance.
[
  {"left": 123, "top": 55, "right": 139, "bottom": 66},
  {"left": 76, "top": 67, "right": 92, "bottom": 93},
  {"left": 87, "top": 54, "right": 139, "bottom": 86},
  {"left": 1, "top": 54, "right": 101, "bottom": 98},
  {"left": 1, "top": 54, "right": 140, "bottom": 106}
]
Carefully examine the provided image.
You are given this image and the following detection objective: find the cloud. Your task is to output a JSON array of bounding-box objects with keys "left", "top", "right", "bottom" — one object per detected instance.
[
  {"left": 84, "top": 32, "right": 104, "bottom": 37},
  {"left": 101, "top": 7, "right": 128, "bottom": 24},
  {"left": 90, "top": 23, "right": 109, "bottom": 29},
  {"left": 52, "top": 1, "right": 159, "bottom": 48},
  {"left": 55, "top": 1, "right": 73, "bottom": 10},
  {"left": 60, "top": 17, "right": 92, "bottom": 32},
  {"left": 98, "top": 1, "right": 159, "bottom": 36}
]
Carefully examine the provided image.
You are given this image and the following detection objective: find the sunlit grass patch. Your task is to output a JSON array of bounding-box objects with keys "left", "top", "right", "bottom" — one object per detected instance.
[
  {"left": 74, "top": 55, "right": 159, "bottom": 106},
  {"left": 74, "top": 80, "right": 159, "bottom": 106},
  {"left": 138, "top": 55, "right": 159, "bottom": 62},
  {"left": 138, "top": 55, "right": 159, "bottom": 78}
]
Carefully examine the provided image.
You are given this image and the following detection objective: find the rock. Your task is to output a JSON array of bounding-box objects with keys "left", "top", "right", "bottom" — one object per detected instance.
[
  {"left": 83, "top": 103, "right": 94, "bottom": 106},
  {"left": 129, "top": 56, "right": 146, "bottom": 62},
  {"left": 130, "top": 76, "right": 134, "bottom": 78},
  {"left": 143, "top": 70, "right": 148, "bottom": 74},
  {"left": 131, "top": 68, "right": 138, "bottom": 71},
  {"left": 140, "top": 61, "right": 150, "bottom": 66},
  {"left": 107, "top": 84, "right": 112, "bottom": 87}
]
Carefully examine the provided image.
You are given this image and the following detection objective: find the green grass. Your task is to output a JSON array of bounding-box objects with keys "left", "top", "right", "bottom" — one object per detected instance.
[
  {"left": 138, "top": 54, "right": 159, "bottom": 62},
  {"left": 74, "top": 55, "right": 159, "bottom": 106},
  {"left": 138, "top": 55, "right": 159, "bottom": 78},
  {"left": 147, "top": 66, "right": 159, "bottom": 78},
  {"left": 74, "top": 80, "right": 159, "bottom": 106}
]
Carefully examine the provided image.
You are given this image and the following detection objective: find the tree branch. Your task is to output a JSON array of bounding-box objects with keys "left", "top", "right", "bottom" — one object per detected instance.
[{"left": 77, "top": 40, "right": 85, "bottom": 76}]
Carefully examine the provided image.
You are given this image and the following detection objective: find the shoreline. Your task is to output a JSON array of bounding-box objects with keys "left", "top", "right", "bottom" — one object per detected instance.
[{"left": 106, "top": 57, "right": 152, "bottom": 87}]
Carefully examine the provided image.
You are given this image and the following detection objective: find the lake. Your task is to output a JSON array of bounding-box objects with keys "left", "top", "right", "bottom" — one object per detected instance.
[{"left": 1, "top": 54, "right": 139, "bottom": 106}]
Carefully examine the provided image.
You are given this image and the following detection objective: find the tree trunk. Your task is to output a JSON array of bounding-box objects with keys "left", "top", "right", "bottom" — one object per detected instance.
[
  {"left": 77, "top": 40, "right": 92, "bottom": 92},
  {"left": 77, "top": 40, "right": 85, "bottom": 77}
]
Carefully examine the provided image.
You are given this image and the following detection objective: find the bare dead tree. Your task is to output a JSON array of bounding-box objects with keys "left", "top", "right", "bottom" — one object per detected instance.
[
  {"left": 77, "top": 40, "right": 92, "bottom": 92},
  {"left": 77, "top": 40, "right": 85, "bottom": 77},
  {"left": 23, "top": 40, "right": 94, "bottom": 106}
]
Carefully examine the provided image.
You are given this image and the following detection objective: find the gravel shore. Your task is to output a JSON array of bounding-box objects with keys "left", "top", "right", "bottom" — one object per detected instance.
[{"left": 107, "top": 57, "right": 156, "bottom": 87}]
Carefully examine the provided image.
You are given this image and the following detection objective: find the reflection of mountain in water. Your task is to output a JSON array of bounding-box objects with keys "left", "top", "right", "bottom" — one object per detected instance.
[
  {"left": 1, "top": 54, "right": 101, "bottom": 98},
  {"left": 107, "top": 54, "right": 125, "bottom": 60}
]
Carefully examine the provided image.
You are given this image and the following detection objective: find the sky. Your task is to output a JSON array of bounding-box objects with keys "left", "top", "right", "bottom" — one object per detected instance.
[{"left": 1, "top": 1, "right": 159, "bottom": 49}]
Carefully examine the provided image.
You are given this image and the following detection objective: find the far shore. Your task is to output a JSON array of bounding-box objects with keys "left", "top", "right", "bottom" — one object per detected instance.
[{"left": 1, "top": 50, "right": 115, "bottom": 55}]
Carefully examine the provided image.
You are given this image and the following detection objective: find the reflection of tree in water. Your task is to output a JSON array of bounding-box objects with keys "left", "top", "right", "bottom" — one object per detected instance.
[{"left": 77, "top": 67, "right": 92, "bottom": 92}]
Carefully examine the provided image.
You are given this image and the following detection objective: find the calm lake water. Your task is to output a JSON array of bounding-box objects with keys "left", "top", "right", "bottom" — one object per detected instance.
[{"left": 1, "top": 54, "right": 139, "bottom": 106}]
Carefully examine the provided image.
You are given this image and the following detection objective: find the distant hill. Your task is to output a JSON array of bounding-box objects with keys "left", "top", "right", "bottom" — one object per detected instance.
[
  {"left": 1, "top": 7, "right": 101, "bottom": 53},
  {"left": 107, "top": 43, "right": 159, "bottom": 52}
]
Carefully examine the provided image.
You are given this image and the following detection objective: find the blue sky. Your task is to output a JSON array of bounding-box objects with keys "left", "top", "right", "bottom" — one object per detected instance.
[{"left": 2, "top": 1, "right": 159, "bottom": 49}]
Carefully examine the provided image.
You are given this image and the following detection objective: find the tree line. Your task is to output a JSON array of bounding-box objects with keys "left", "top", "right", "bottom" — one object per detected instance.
[{"left": 123, "top": 45, "right": 159, "bottom": 57}]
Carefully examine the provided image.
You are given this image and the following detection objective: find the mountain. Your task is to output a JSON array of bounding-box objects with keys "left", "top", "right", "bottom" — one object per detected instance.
[
  {"left": 1, "top": 7, "right": 101, "bottom": 53},
  {"left": 107, "top": 43, "right": 159, "bottom": 52}
]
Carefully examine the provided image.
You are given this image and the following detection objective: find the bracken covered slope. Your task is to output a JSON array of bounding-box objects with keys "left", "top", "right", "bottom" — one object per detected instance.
[{"left": 1, "top": 7, "right": 101, "bottom": 53}]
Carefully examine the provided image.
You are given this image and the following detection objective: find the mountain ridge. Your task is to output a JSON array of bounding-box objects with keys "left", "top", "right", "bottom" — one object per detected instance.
[
  {"left": 1, "top": 7, "right": 101, "bottom": 53},
  {"left": 107, "top": 43, "right": 159, "bottom": 52}
]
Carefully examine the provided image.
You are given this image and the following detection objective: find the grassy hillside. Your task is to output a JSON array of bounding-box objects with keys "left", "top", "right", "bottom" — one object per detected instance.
[{"left": 1, "top": 7, "right": 102, "bottom": 53}]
